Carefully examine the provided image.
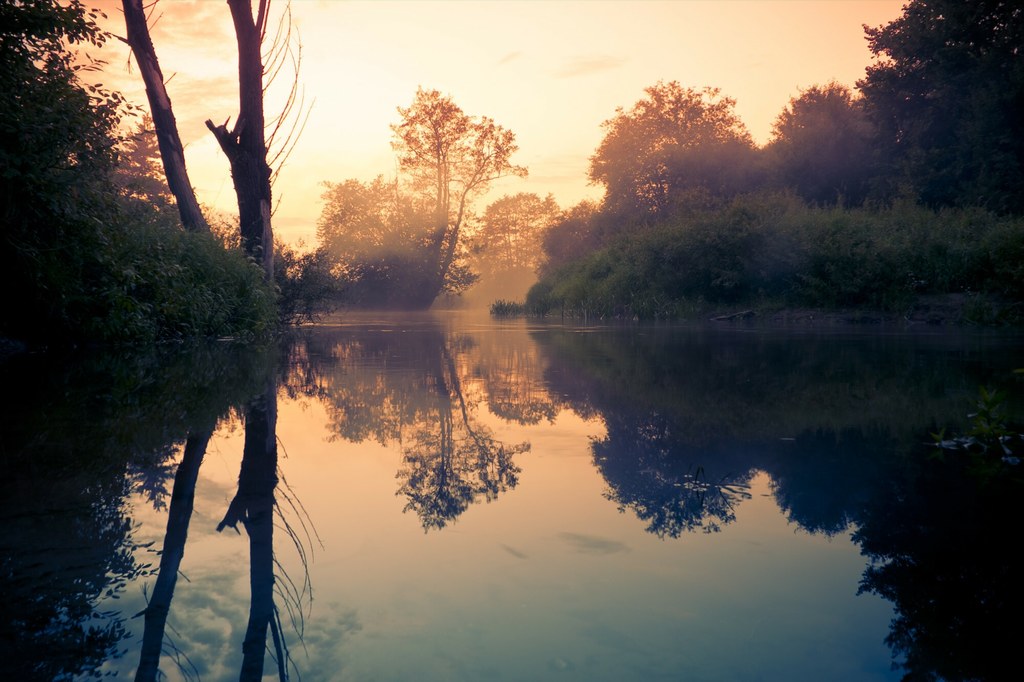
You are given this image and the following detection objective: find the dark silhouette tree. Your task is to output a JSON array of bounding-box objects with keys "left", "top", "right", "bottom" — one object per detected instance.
[
  {"left": 766, "top": 82, "right": 876, "bottom": 206},
  {"left": 858, "top": 0, "right": 1024, "bottom": 212},
  {"left": 113, "top": 114, "right": 176, "bottom": 210},
  {"left": 589, "top": 81, "right": 758, "bottom": 219},
  {"left": 205, "top": 0, "right": 276, "bottom": 278}
]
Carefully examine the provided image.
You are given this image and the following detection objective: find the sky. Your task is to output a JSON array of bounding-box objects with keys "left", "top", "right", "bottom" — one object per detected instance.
[{"left": 88, "top": 0, "right": 906, "bottom": 247}]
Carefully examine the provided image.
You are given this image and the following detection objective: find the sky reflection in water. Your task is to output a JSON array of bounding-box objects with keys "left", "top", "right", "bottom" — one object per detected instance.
[{"left": 3, "top": 312, "right": 1021, "bottom": 681}]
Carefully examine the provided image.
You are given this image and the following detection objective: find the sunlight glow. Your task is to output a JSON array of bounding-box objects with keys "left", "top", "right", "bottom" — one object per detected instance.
[{"left": 89, "top": 0, "right": 904, "bottom": 245}]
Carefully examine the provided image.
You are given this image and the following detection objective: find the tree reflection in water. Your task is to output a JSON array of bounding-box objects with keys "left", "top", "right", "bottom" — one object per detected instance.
[
  {"left": 4, "top": 320, "right": 1021, "bottom": 680},
  {"left": 0, "top": 343, "right": 277, "bottom": 679},
  {"left": 593, "top": 412, "right": 753, "bottom": 537},
  {"left": 532, "top": 325, "right": 1023, "bottom": 680},
  {"left": 214, "top": 383, "right": 289, "bottom": 681},
  {"left": 134, "top": 430, "right": 212, "bottom": 681},
  {"left": 854, "top": 452, "right": 1024, "bottom": 682},
  {"left": 133, "top": 367, "right": 317, "bottom": 682},
  {"left": 298, "top": 323, "right": 530, "bottom": 531}
]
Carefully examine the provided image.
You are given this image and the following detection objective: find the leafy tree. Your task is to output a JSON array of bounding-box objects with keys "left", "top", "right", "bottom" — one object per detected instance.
[
  {"left": 316, "top": 176, "right": 449, "bottom": 307},
  {"left": 766, "top": 82, "right": 876, "bottom": 206},
  {"left": 859, "top": 0, "right": 1024, "bottom": 212},
  {"left": 471, "top": 192, "right": 559, "bottom": 275},
  {"left": 589, "top": 81, "right": 758, "bottom": 219},
  {"left": 318, "top": 177, "right": 430, "bottom": 267},
  {"left": 391, "top": 87, "right": 527, "bottom": 307},
  {"left": 1, "top": 0, "right": 121, "bottom": 340},
  {"left": 538, "top": 200, "right": 604, "bottom": 275}
]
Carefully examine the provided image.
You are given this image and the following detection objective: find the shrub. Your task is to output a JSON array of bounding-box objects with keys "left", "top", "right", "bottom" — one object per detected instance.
[
  {"left": 489, "top": 300, "right": 526, "bottom": 317},
  {"left": 528, "top": 194, "right": 1024, "bottom": 321},
  {"left": 87, "top": 220, "right": 277, "bottom": 343}
]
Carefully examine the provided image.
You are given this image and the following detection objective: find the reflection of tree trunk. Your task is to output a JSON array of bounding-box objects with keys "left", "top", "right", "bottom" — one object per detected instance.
[
  {"left": 218, "top": 384, "right": 278, "bottom": 681},
  {"left": 436, "top": 370, "right": 454, "bottom": 490},
  {"left": 135, "top": 429, "right": 213, "bottom": 682}
]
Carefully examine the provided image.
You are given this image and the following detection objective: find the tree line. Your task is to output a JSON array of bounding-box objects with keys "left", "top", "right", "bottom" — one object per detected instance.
[
  {"left": 523, "top": 0, "right": 1024, "bottom": 320},
  {"left": 3, "top": 0, "right": 1022, "bottom": 338},
  {"left": 316, "top": 0, "right": 1023, "bottom": 318}
]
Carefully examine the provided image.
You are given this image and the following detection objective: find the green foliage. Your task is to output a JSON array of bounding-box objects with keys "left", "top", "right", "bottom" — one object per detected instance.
[
  {"left": 0, "top": 1, "right": 278, "bottom": 345},
  {"left": 528, "top": 194, "right": 1024, "bottom": 320},
  {"left": 932, "top": 385, "right": 1021, "bottom": 469},
  {"left": 489, "top": 299, "right": 526, "bottom": 317},
  {"left": 274, "top": 242, "right": 342, "bottom": 325},
  {"left": 859, "top": 0, "right": 1024, "bottom": 212},
  {"left": 89, "top": 221, "right": 277, "bottom": 343},
  {"left": 589, "top": 81, "right": 759, "bottom": 218}
]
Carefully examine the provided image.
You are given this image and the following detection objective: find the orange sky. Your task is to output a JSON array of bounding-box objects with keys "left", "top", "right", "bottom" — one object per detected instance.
[{"left": 88, "top": 0, "right": 905, "bottom": 246}]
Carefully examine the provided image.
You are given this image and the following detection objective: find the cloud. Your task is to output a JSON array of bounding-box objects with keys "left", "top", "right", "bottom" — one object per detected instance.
[
  {"left": 496, "top": 51, "right": 524, "bottom": 66},
  {"left": 558, "top": 531, "right": 630, "bottom": 555},
  {"left": 553, "top": 55, "right": 627, "bottom": 78}
]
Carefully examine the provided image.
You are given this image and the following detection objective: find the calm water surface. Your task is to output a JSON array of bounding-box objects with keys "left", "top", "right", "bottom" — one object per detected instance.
[{"left": 2, "top": 312, "right": 1021, "bottom": 681}]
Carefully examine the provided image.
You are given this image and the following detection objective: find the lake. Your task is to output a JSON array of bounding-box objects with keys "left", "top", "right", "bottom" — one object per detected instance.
[{"left": 2, "top": 311, "right": 1021, "bottom": 681}]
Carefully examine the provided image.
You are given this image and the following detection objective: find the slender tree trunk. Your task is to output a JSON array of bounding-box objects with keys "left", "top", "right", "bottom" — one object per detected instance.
[
  {"left": 217, "top": 380, "right": 278, "bottom": 681},
  {"left": 206, "top": 0, "right": 274, "bottom": 280},
  {"left": 121, "top": 0, "right": 209, "bottom": 233},
  {"left": 134, "top": 430, "right": 213, "bottom": 682}
]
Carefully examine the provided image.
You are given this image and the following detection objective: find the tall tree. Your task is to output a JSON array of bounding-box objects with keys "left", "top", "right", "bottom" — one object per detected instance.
[
  {"left": 766, "top": 82, "right": 876, "bottom": 206},
  {"left": 316, "top": 176, "right": 443, "bottom": 307},
  {"left": 206, "top": 0, "right": 276, "bottom": 279},
  {"left": 121, "top": 0, "right": 209, "bottom": 232},
  {"left": 589, "top": 81, "right": 757, "bottom": 219},
  {"left": 472, "top": 192, "right": 559, "bottom": 275},
  {"left": 859, "top": 0, "right": 1024, "bottom": 212},
  {"left": 391, "top": 87, "right": 526, "bottom": 307}
]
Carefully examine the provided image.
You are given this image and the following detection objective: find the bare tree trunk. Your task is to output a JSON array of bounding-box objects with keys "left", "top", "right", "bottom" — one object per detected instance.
[
  {"left": 135, "top": 430, "right": 212, "bottom": 682},
  {"left": 121, "top": 0, "right": 209, "bottom": 233},
  {"left": 216, "top": 382, "right": 278, "bottom": 681},
  {"left": 206, "top": 0, "right": 274, "bottom": 281}
]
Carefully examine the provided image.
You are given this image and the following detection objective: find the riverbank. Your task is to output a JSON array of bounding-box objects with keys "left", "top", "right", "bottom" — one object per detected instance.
[
  {"left": 705, "top": 294, "right": 1021, "bottom": 327},
  {"left": 493, "top": 293, "right": 1024, "bottom": 328}
]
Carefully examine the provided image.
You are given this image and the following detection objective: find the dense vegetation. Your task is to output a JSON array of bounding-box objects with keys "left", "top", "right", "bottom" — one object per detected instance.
[
  {"left": 1, "top": 1, "right": 286, "bottom": 347},
  {"left": 520, "top": 0, "right": 1024, "bottom": 322},
  {"left": 526, "top": 196, "right": 1024, "bottom": 322},
  {"left": 4, "top": 0, "right": 1022, "bottom": 333}
]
